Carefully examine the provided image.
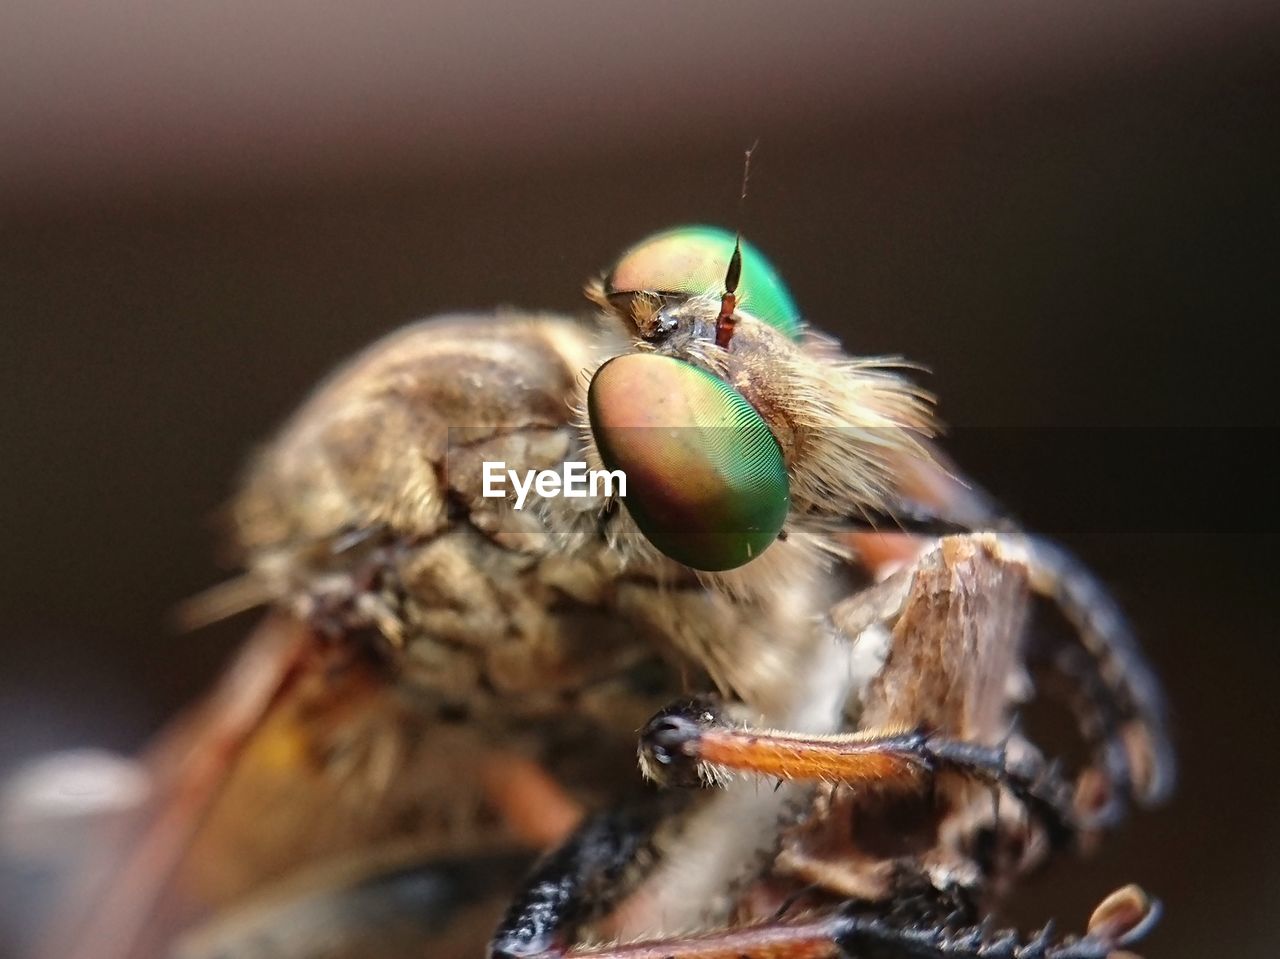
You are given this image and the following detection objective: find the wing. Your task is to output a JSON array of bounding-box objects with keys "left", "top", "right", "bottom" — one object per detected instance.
[{"left": 29, "top": 614, "right": 526, "bottom": 959}]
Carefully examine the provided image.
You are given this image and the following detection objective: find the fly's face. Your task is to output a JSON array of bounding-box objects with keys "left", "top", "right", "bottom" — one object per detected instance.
[{"left": 582, "top": 226, "right": 940, "bottom": 574}]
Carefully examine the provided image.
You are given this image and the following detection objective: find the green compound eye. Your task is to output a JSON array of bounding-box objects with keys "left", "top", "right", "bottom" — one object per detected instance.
[
  {"left": 605, "top": 225, "right": 802, "bottom": 340},
  {"left": 588, "top": 353, "right": 790, "bottom": 571}
]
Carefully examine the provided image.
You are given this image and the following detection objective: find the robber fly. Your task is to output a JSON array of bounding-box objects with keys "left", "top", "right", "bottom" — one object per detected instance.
[{"left": 26, "top": 224, "right": 1173, "bottom": 959}]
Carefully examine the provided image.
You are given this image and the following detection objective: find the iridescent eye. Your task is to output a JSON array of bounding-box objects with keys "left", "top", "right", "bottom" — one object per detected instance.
[
  {"left": 605, "top": 226, "right": 801, "bottom": 339},
  {"left": 587, "top": 353, "right": 790, "bottom": 571}
]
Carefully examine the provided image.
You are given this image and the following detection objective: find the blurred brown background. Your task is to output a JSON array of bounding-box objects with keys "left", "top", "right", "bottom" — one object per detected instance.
[{"left": 2, "top": 1, "right": 1278, "bottom": 956}]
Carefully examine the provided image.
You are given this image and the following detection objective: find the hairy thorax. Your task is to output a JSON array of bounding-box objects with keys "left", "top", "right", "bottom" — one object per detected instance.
[{"left": 229, "top": 313, "right": 845, "bottom": 767}]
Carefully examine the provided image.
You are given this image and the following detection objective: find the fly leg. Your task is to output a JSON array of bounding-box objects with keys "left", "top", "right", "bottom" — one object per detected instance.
[
  {"left": 830, "top": 883, "right": 1160, "bottom": 959},
  {"left": 519, "top": 885, "right": 1159, "bottom": 959},
  {"left": 637, "top": 699, "right": 1078, "bottom": 843},
  {"left": 990, "top": 535, "right": 1176, "bottom": 821},
  {"left": 488, "top": 794, "right": 689, "bottom": 959}
]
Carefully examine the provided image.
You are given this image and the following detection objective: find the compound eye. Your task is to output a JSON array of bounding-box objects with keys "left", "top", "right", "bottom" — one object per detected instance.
[
  {"left": 604, "top": 225, "right": 802, "bottom": 340},
  {"left": 587, "top": 353, "right": 790, "bottom": 571}
]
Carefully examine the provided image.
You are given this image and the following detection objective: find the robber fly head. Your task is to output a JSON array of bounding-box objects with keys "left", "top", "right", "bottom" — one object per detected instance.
[{"left": 582, "top": 226, "right": 938, "bottom": 574}]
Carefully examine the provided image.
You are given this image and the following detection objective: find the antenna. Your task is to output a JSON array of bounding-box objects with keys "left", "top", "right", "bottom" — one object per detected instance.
[{"left": 715, "top": 140, "right": 757, "bottom": 350}]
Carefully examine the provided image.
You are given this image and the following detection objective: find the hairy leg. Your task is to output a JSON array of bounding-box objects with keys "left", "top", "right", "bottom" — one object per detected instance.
[
  {"left": 488, "top": 795, "right": 688, "bottom": 959},
  {"left": 526, "top": 885, "right": 1159, "bottom": 959},
  {"left": 638, "top": 699, "right": 1078, "bottom": 846},
  {"left": 981, "top": 535, "right": 1175, "bottom": 824}
]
